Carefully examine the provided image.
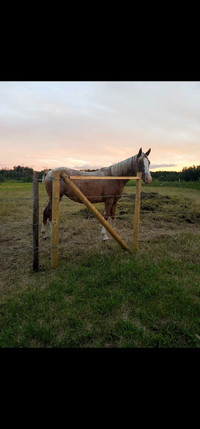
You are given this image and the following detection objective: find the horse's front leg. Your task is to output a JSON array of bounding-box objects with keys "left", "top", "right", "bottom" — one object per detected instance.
[{"left": 101, "top": 224, "right": 109, "bottom": 241}]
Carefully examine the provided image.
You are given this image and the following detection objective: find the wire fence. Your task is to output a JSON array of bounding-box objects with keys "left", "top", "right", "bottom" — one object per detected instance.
[
  {"left": 0, "top": 188, "right": 136, "bottom": 267},
  {"left": 1, "top": 177, "right": 200, "bottom": 272}
]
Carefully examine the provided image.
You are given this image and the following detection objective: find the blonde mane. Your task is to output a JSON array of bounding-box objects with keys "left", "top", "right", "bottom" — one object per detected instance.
[{"left": 110, "top": 155, "right": 135, "bottom": 176}]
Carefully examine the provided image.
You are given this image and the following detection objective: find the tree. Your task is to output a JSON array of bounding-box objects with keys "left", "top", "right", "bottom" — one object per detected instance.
[{"left": 180, "top": 165, "right": 200, "bottom": 181}]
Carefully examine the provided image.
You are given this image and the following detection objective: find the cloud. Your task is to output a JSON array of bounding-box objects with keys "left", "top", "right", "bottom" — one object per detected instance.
[
  {"left": 73, "top": 164, "right": 102, "bottom": 170},
  {"left": 1, "top": 81, "right": 200, "bottom": 171},
  {"left": 151, "top": 163, "right": 176, "bottom": 169},
  {"left": 103, "top": 146, "right": 132, "bottom": 157}
]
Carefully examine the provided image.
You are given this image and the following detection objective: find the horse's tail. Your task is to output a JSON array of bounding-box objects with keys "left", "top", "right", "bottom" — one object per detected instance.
[{"left": 42, "top": 170, "right": 49, "bottom": 183}]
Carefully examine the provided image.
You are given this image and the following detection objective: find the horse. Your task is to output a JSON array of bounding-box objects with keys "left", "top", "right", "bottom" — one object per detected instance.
[{"left": 41, "top": 147, "right": 152, "bottom": 240}]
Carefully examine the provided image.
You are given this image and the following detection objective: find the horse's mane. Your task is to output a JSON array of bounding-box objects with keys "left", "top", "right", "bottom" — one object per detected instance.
[
  {"left": 110, "top": 155, "right": 136, "bottom": 176},
  {"left": 44, "top": 154, "right": 138, "bottom": 180}
]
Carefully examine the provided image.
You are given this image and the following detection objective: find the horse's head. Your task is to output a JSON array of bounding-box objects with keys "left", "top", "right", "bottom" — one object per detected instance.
[{"left": 136, "top": 148, "right": 152, "bottom": 184}]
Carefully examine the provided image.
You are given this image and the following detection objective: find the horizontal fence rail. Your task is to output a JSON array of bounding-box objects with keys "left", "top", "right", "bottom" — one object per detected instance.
[{"left": 62, "top": 176, "right": 140, "bottom": 180}]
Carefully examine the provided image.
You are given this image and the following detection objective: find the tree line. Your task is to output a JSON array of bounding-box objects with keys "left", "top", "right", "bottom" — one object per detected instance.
[
  {"left": 0, "top": 166, "right": 44, "bottom": 182},
  {"left": 1, "top": 164, "right": 200, "bottom": 183},
  {"left": 151, "top": 165, "right": 200, "bottom": 182}
]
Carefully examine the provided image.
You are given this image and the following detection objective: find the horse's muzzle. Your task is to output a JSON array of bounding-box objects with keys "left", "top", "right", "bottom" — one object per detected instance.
[{"left": 144, "top": 175, "right": 152, "bottom": 184}]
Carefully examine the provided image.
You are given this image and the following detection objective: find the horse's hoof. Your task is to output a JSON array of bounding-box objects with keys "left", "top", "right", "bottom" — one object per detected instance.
[
  {"left": 41, "top": 232, "right": 49, "bottom": 240},
  {"left": 103, "top": 235, "right": 109, "bottom": 241}
]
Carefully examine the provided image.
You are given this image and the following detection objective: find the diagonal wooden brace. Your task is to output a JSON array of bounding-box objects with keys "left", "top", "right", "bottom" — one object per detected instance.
[{"left": 60, "top": 172, "right": 131, "bottom": 253}]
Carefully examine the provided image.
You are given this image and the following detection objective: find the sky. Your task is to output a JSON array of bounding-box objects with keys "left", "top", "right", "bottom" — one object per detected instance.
[{"left": 0, "top": 81, "right": 200, "bottom": 172}]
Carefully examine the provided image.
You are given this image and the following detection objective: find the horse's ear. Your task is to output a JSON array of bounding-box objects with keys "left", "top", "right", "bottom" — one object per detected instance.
[
  {"left": 137, "top": 148, "right": 142, "bottom": 158},
  {"left": 145, "top": 148, "right": 151, "bottom": 156}
]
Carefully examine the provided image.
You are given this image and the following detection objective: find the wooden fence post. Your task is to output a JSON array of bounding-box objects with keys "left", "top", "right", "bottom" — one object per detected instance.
[
  {"left": 132, "top": 172, "right": 142, "bottom": 252},
  {"left": 51, "top": 171, "right": 60, "bottom": 268},
  {"left": 33, "top": 171, "right": 39, "bottom": 271}
]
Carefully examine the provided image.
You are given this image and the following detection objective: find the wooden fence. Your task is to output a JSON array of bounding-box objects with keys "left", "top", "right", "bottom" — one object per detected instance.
[
  {"left": 32, "top": 171, "right": 142, "bottom": 270},
  {"left": 32, "top": 171, "right": 39, "bottom": 271}
]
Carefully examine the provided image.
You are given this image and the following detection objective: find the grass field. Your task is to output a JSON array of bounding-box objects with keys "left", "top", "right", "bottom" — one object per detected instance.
[{"left": 0, "top": 180, "right": 200, "bottom": 348}]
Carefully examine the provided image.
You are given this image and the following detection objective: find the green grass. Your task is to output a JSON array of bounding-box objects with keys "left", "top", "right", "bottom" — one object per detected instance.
[
  {"left": 1, "top": 250, "right": 200, "bottom": 348},
  {"left": 1, "top": 180, "right": 200, "bottom": 348}
]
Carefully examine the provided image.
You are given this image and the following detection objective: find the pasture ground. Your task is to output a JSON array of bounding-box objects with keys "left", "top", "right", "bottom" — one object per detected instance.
[{"left": 0, "top": 180, "right": 200, "bottom": 347}]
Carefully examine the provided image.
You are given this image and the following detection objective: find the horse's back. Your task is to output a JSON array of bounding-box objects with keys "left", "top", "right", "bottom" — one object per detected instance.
[{"left": 43, "top": 167, "right": 126, "bottom": 203}]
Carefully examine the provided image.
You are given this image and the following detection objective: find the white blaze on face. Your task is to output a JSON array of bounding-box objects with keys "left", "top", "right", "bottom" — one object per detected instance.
[{"left": 143, "top": 157, "right": 152, "bottom": 184}]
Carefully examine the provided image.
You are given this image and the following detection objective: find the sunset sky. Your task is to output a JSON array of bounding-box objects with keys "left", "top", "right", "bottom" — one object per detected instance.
[{"left": 1, "top": 81, "right": 200, "bottom": 172}]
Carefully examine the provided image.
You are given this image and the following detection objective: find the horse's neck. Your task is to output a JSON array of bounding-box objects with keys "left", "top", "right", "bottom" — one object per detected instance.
[
  {"left": 51, "top": 155, "right": 139, "bottom": 178},
  {"left": 110, "top": 155, "right": 137, "bottom": 176}
]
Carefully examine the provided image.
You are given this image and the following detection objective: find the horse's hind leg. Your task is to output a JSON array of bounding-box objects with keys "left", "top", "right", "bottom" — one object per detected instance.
[
  {"left": 41, "top": 194, "right": 64, "bottom": 238},
  {"left": 41, "top": 200, "right": 52, "bottom": 239},
  {"left": 101, "top": 198, "right": 114, "bottom": 241},
  {"left": 110, "top": 201, "right": 117, "bottom": 228}
]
